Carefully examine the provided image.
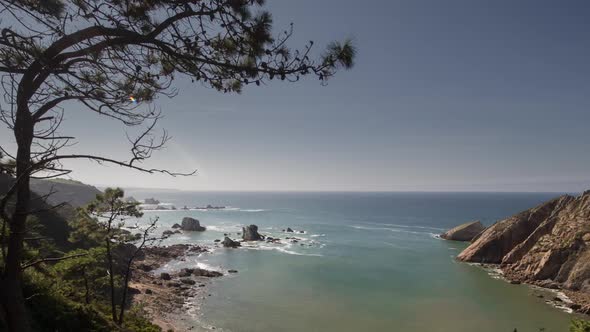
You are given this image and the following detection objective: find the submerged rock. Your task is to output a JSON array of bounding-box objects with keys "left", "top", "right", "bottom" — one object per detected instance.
[
  {"left": 440, "top": 221, "right": 485, "bottom": 242},
  {"left": 242, "top": 224, "right": 264, "bottom": 241},
  {"left": 181, "top": 217, "right": 206, "bottom": 231}
]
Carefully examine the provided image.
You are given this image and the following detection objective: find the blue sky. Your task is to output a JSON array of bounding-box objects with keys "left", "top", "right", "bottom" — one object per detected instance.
[{"left": 3, "top": 0, "right": 590, "bottom": 191}]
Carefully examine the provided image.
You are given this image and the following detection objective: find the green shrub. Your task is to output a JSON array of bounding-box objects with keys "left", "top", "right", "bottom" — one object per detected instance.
[{"left": 571, "top": 319, "right": 590, "bottom": 332}]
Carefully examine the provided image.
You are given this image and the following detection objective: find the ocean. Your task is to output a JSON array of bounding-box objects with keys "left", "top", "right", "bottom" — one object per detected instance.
[{"left": 126, "top": 190, "right": 579, "bottom": 332}]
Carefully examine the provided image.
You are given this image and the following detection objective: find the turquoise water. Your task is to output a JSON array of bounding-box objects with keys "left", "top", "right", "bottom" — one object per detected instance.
[{"left": 128, "top": 191, "right": 579, "bottom": 332}]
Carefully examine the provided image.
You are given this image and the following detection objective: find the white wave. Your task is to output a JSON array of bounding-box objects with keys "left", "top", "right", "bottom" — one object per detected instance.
[
  {"left": 365, "top": 222, "right": 445, "bottom": 231},
  {"left": 206, "top": 225, "right": 241, "bottom": 232},
  {"left": 221, "top": 207, "right": 268, "bottom": 212},
  {"left": 241, "top": 242, "right": 322, "bottom": 257},
  {"left": 350, "top": 225, "right": 430, "bottom": 236},
  {"left": 311, "top": 234, "right": 326, "bottom": 238},
  {"left": 194, "top": 261, "right": 222, "bottom": 272}
]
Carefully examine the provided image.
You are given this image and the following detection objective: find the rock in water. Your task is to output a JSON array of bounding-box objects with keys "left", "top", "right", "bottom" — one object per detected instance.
[
  {"left": 286, "top": 227, "right": 294, "bottom": 232},
  {"left": 192, "top": 268, "right": 223, "bottom": 277},
  {"left": 171, "top": 223, "right": 182, "bottom": 229},
  {"left": 456, "top": 191, "right": 590, "bottom": 312},
  {"left": 242, "top": 225, "right": 263, "bottom": 241},
  {"left": 440, "top": 221, "right": 485, "bottom": 242},
  {"left": 222, "top": 237, "right": 241, "bottom": 248},
  {"left": 181, "top": 217, "right": 206, "bottom": 231}
]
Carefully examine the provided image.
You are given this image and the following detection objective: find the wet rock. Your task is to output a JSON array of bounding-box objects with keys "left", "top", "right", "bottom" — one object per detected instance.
[
  {"left": 172, "top": 223, "right": 182, "bottom": 229},
  {"left": 242, "top": 225, "right": 263, "bottom": 241},
  {"left": 222, "top": 236, "right": 241, "bottom": 248},
  {"left": 180, "top": 278, "right": 196, "bottom": 285},
  {"left": 192, "top": 268, "right": 223, "bottom": 278},
  {"left": 570, "top": 303, "right": 582, "bottom": 310},
  {"left": 181, "top": 217, "right": 206, "bottom": 231},
  {"left": 228, "top": 269, "right": 238, "bottom": 274},
  {"left": 163, "top": 230, "right": 175, "bottom": 237},
  {"left": 214, "top": 239, "right": 221, "bottom": 243},
  {"left": 286, "top": 227, "right": 294, "bottom": 233},
  {"left": 178, "top": 269, "right": 192, "bottom": 277}
]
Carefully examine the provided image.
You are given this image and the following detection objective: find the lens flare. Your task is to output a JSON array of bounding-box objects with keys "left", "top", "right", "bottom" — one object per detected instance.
[{"left": 129, "top": 96, "right": 137, "bottom": 103}]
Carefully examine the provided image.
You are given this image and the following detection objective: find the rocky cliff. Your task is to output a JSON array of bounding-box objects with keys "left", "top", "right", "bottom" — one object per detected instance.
[
  {"left": 440, "top": 220, "right": 485, "bottom": 241},
  {"left": 457, "top": 191, "right": 590, "bottom": 313}
]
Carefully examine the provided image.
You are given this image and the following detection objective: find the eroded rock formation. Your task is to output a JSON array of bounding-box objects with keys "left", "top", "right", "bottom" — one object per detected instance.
[
  {"left": 440, "top": 221, "right": 485, "bottom": 241},
  {"left": 457, "top": 191, "right": 590, "bottom": 313}
]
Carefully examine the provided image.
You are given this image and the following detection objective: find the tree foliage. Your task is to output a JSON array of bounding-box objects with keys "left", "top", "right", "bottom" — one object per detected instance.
[
  {"left": 571, "top": 319, "right": 590, "bottom": 332},
  {"left": 0, "top": 1, "right": 355, "bottom": 331}
]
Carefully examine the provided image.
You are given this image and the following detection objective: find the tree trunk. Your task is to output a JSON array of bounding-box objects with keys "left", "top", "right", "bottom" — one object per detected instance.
[
  {"left": 82, "top": 267, "right": 90, "bottom": 305},
  {"left": 0, "top": 106, "right": 34, "bottom": 332},
  {"left": 105, "top": 239, "right": 118, "bottom": 323}
]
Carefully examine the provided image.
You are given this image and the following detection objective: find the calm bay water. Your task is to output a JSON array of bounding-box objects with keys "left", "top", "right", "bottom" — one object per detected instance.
[{"left": 127, "top": 191, "right": 578, "bottom": 332}]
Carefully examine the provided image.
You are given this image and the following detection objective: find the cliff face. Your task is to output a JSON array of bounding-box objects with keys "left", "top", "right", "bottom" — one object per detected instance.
[{"left": 457, "top": 191, "right": 590, "bottom": 312}]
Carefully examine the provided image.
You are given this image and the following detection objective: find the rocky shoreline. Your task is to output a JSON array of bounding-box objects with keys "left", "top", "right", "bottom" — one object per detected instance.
[
  {"left": 130, "top": 244, "right": 222, "bottom": 331},
  {"left": 471, "top": 262, "right": 590, "bottom": 315},
  {"left": 443, "top": 191, "right": 590, "bottom": 316}
]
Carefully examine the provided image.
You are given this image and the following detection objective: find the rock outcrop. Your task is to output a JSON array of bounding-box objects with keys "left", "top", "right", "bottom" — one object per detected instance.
[
  {"left": 242, "top": 224, "right": 264, "bottom": 241},
  {"left": 181, "top": 217, "right": 206, "bottom": 231},
  {"left": 457, "top": 191, "right": 590, "bottom": 313},
  {"left": 222, "top": 237, "right": 241, "bottom": 248},
  {"left": 440, "top": 221, "right": 485, "bottom": 241}
]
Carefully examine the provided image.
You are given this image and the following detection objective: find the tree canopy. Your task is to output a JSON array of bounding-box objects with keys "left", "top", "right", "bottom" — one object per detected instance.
[{"left": 0, "top": 1, "right": 355, "bottom": 331}]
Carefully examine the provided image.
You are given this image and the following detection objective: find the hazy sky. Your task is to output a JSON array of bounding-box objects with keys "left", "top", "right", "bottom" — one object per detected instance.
[{"left": 2, "top": 0, "right": 590, "bottom": 192}]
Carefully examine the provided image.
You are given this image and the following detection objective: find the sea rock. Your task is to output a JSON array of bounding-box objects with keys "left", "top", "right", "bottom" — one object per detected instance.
[
  {"left": 222, "top": 237, "right": 241, "bottom": 248},
  {"left": 286, "top": 227, "right": 294, "bottom": 233},
  {"left": 457, "top": 191, "right": 590, "bottom": 307},
  {"left": 180, "top": 278, "right": 196, "bottom": 285},
  {"left": 172, "top": 223, "right": 182, "bottom": 229},
  {"left": 242, "top": 224, "right": 264, "bottom": 241},
  {"left": 181, "top": 217, "right": 206, "bottom": 231},
  {"left": 228, "top": 269, "right": 238, "bottom": 274},
  {"left": 440, "top": 221, "right": 485, "bottom": 242},
  {"left": 163, "top": 230, "right": 175, "bottom": 237},
  {"left": 192, "top": 268, "right": 223, "bottom": 278},
  {"left": 178, "top": 269, "right": 192, "bottom": 277},
  {"left": 144, "top": 198, "right": 160, "bottom": 205}
]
